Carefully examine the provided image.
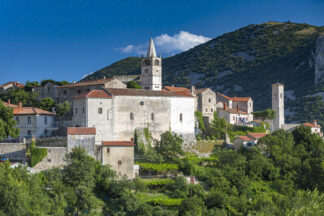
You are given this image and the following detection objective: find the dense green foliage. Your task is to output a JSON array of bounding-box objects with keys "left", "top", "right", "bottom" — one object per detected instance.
[
  {"left": 55, "top": 101, "right": 71, "bottom": 116},
  {"left": 83, "top": 22, "right": 324, "bottom": 125},
  {"left": 127, "top": 81, "right": 142, "bottom": 89},
  {"left": 30, "top": 140, "right": 48, "bottom": 167},
  {"left": 1, "top": 126, "right": 324, "bottom": 215},
  {"left": 0, "top": 88, "right": 39, "bottom": 107},
  {"left": 39, "top": 97, "right": 56, "bottom": 111},
  {"left": 137, "top": 163, "right": 179, "bottom": 172},
  {"left": 0, "top": 101, "right": 19, "bottom": 140},
  {"left": 195, "top": 111, "right": 205, "bottom": 132},
  {"left": 252, "top": 109, "right": 276, "bottom": 121}
]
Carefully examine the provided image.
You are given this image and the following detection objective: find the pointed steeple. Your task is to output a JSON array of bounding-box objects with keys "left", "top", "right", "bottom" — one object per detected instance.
[{"left": 146, "top": 38, "right": 157, "bottom": 57}]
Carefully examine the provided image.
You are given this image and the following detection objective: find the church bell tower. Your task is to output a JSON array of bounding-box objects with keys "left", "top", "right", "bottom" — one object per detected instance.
[{"left": 140, "top": 38, "right": 162, "bottom": 91}]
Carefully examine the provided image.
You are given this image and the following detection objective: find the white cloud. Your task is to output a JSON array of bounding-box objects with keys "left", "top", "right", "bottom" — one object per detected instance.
[{"left": 119, "top": 31, "right": 211, "bottom": 56}]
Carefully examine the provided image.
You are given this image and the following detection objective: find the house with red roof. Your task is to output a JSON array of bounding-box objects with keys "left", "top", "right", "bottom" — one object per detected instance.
[
  {"left": 0, "top": 81, "right": 24, "bottom": 92},
  {"left": 303, "top": 120, "right": 322, "bottom": 137},
  {"left": 217, "top": 102, "right": 251, "bottom": 126},
  {"left": 2, "top": 100, "right": 57, "bottom": 139}
]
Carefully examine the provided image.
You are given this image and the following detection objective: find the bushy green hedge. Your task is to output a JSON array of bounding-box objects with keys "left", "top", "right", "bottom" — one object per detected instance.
[
  {"left": 30, "top": 147, "right": 47, "bottom": 167},
  {"left": 149, "top": 198, "right": 183, "bottom": 206},
  {"left": 137, "top": 163, "right": 179, "bottom": 171},
  {"left": 144, "top": 179, "right": 174, "bottom": 187}
]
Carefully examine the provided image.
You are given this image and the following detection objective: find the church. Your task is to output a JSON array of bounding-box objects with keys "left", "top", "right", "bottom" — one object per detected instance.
[{"left": 72, "top": 38, "right": 197, "bottom": 150}]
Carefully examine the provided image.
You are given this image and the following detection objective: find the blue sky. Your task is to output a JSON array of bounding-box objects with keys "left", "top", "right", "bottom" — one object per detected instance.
[{"left": 0, "top": 0, "right": 323, "bottom": 83}]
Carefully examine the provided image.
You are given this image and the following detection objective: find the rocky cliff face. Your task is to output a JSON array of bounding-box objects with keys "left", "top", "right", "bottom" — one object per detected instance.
[{"left": 315, "top": 35, "right": 324, "bottom": 85}]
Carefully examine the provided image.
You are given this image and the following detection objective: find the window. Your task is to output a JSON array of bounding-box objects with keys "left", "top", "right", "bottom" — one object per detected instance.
[
  {"left": 44, "top": 116, "right": 47, "bottom": 124},
  {"left": 209, "top": 98, "right": 211, "bottom": 103},
  {"left": 63, "top": 90, "right": 67, "bottom": 95},
  {"left": 75, "top": 108, "right": 78, "bottom": 114},
  {"left": 82, "top": 108, "right": 84, "bottom": 114},
  {"left": 206, "top": 108, "right": 208, "bottom": 112},
  {"left": 47, "top": 159, "right": 51, "bottom": 162},
  {"left": 180, "top": 113, "right": 183, "bottom": 122},
  {"left": 145, "top": 86, "right": 150, "bottom": 90},
  {"left": 250, "top": 102, "right": 252, "bottom": 107},
  {"left": 118, "top": 160, "right": 122, "bottom": 165},
  {"left": 27, "top": 130, "right": 31, "bottom": 136},
  {"left": 211, "top": 109, "right": 213, "bottom": 112},
  {"left": 140, "top": 101, "right": 144, "bottom": 105},
  {"left": 107, "top": 109, "right": 112, "bottom": 120},
  {"left": 151, "top": 113, "right": 154, "bottom": 121},
  {"left": 155, "top": 59, "right": 160, "bottom": 66},
  {"left": 107, "top": 148, "right": 110, "bottom": 153},
  {"left": 98, "top": 108, "right": 103, "bottom": 114},
  {"left": 77, "top": 89, "right": 81, "bottom": 94},
  {"left": 280, "top": 93, "right": 282, "bottom": 98},
  {"left": 130, "top": 112, "right": 134, "bottom": 120},
  {"left": 145, "top": 69, "right": 148, "bottom": 73},
  {"left": 16, "top": 117, "right": 19, "bottom": 124},
  {"left": 27, "top": 117, "right": 31, "bottom": 125},
  {"left": 47, "top": 87, "right": 50, "bottom": 91},
  {"left": 44, "top": 130, "right": 48, "bottom": 137}
]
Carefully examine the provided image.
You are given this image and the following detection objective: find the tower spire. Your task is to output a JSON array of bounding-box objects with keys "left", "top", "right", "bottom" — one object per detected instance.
[{"left": 147, "top": 37, "right": 157, "bottom": 57}]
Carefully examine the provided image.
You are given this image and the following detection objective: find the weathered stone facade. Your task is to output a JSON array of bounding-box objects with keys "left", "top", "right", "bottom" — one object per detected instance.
[
  {"left": 196, "top": 88, "right": 217, "bottom": 122},
  {"left": 0, "top": 143, "right": 27, "bottom": 163},
  {"left": 33, "top": 147, "right": 67, "bottom": 172},
  {"left": 33, "top": 82, "right": 57, "bottom": 101},
  {"left": 272, "top": 83, "right": 285, "bottom": 131}
]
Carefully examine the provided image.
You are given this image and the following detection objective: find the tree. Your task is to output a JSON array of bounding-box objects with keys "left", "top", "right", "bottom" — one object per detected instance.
[
  {"left": 252, "top": 109, "right": 276, "bottom": 121},
  {"left": 179, "top": 196, "right": 205, "bottom": 216},
  {"left": 24, "top": 81, "right": 39, "bottom": 92},
  {"left": 195, "top": 111, "right": 205, "bottom": 132},
  {"left": 127, "top": 81, "right": 142, "bottom": 89},
  {"left": 0, "top": 88, "right": 39, "bottom": 107},
  {"left": 55, "top": 101, "right": 71, "bottom": 116},
  {"left": 0, "top": 101, "right": 19, "bottom": 140},
  {"left": 39, "top": 97, "right": 55, "bottom": 111},
  {"left": 209, "top": 112, "right": 232, "bottom": 139},
  {"left": 154, "top": 131, "right": 184, "bottom": 162}
]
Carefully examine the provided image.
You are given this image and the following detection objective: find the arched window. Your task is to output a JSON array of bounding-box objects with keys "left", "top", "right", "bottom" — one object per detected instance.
[
  {"left": 180, "top": 113, "right": 183, "bottom": 122},
  {"left": 27, "top": 117, "right": 31, "bottom": 125},
  {"left": 155, "top": 59, "right": 159, "bottom": 66},
  {"left": 151, "top": 113, "right": 154, "bottom": 121},
  {"left": 140, "top": 101, "right": 144, "bottom": 106},
  {"left": 209, "top": 98, "right": 211, "bottom": 103},
  {"left": 130, "top": 112, "right": 134, "bottom": 120}
]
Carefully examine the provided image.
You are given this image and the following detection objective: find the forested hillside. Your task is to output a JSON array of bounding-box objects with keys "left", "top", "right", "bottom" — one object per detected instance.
[{"left": 83, "top": 21, "right": 324, "bottom": 125}]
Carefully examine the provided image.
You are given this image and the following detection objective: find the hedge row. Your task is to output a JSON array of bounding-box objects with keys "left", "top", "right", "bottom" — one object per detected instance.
[
  {"left": 149, "top": 198, "right": 183, "bottom": 206},
  {"left": 144, "top": 179, "right": 174, "bottom": 187},
  {"left": 137, "top": 163, "right": 179, "bottom": 171}
]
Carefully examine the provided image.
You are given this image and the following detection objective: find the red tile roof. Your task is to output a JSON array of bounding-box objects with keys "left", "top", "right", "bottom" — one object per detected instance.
[
  {"left": 104, "top": 88, "right": 194, "bottom": 98},
  {"left": 102, "top": 141, "right": 135, "bottom": 146},
  {"left": 1, "top": 101, "right": 18, "bottom": 108},
  {"left": 163, "top": 86, "right": 190, "bottom": 92},
  {"left": 247, "top": 133, "right": 266, "bottom": 140},
  {"left": 13, "top": 107, "right": 55, "bottom": 115},
  {"left": 218, "top": 93, "right": 232, "bottom": 100},
  {"left": 74, "top": 90, "right": 111, "bottom": 99},
  {"left": 225, "top": 108, "right": 248, "bottom": 115},
  {"left": 57, "top": 78, "right": 114, "bottom": 88},
  {"left": 67, "top": 127, "right": 96, "bottom": 135},
  {"left": 303, "top": 123, "right": 320, "bottom": 128},
  {"left": 0, "top": 81, "right": 24, "bottom": 88},
  {"left": 237, "top": 136, "right": 253, "bottom": 141},
  {"left": 231, "top": 96, "right": 251, "bottom": 102}
]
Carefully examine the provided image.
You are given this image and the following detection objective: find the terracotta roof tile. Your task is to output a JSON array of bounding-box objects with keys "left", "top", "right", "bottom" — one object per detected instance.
[
  {"left": 58, "top": 78, "right": 114, "bottom": 88},
  {"left": 237, "top": 136, "right": 253, "bottom": 141},
  {"left": 13, "top": 107, "right": 55, "bottom": 115},
  {"left": 102, "top": 141, "right": 135, "bottom": 146},
  {"left": 163, "top": 86, "right": 190, "bottom": 92},
  {"left": 247, "top": 133, "right": 266, "bottom": 140},
  {"left": 303, "top": 123, "right": 320, "bottom": 128},
  {"left": 1, "top": 101, "right": 18, "bottom": 108},
  {"left": 225, "top": 108, "right": 248, "bottom": 115},
  {"left": 103, "top": 88, "right": 194, "bottom": 98},
  {"left": 67, "top": 127, "right": 96, "bottom": 135},
  {"left": 231, "top": 96, "right": 252, "bottom": 102},
  {"left": 74, "top": 90, "right": 111, "bottom": 99}
]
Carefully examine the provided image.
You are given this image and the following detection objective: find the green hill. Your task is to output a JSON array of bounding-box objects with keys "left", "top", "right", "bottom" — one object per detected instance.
[{"left": 83, "top": 21, "right": 324, "bottom": 124}]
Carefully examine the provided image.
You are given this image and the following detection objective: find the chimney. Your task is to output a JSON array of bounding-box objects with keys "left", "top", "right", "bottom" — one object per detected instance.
[
  {"left": 7, "top": 99, "right": 10, "bottom": 107},
  {"left": 131, "top": 138, "right": 134, "bottom": 144},
  {"left": 73, "top": 80, "right": 76, "bottom": 84},
  {"left": 18, "top": 102, "right": 22, "bottom": 109},
  {"left": 223, "top": 102, "right": 227, "bottom": 111},
  {"left": 191, "top": 86, "right": 196, "bottom": 95},
  {"left": 103, "top": 75, "right": 106, "bottom": 80},
  {"left": 237, "top": 105, "right": 239, "bottom": 112},
  {"left": 171, "top": 84, "right": 174, "bottom": 87},
  {"left": 314, "top": 120, "right": 317, "bottom": 126}
]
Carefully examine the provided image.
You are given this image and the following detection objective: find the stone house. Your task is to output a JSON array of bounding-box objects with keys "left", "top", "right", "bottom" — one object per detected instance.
[
  {"left": 72, "top": 88, "right": 196, "bottom": 149},
  {"left": 303, "top": 120, "right": 323, "bottom": 137},
  {"left": 100, "top": 141, "right": 135, "bottom": 179},
  {"left": 0, "top": 81, "right": 24, "bottom": 92},
  {"left": 217, "top": 103, "right": 250, "bottom": 125},
  {"left": 67, "top": 127, "right": 135, "bottom": 178},
  {"left": 234, "top": 136, "right": 255, "bottom": 149},
  {"left": 33, "top": 82, "right": 57, "bottom": 101},
  {"left": 12, "top": 102, "right": 57, "bottom": 138}
]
